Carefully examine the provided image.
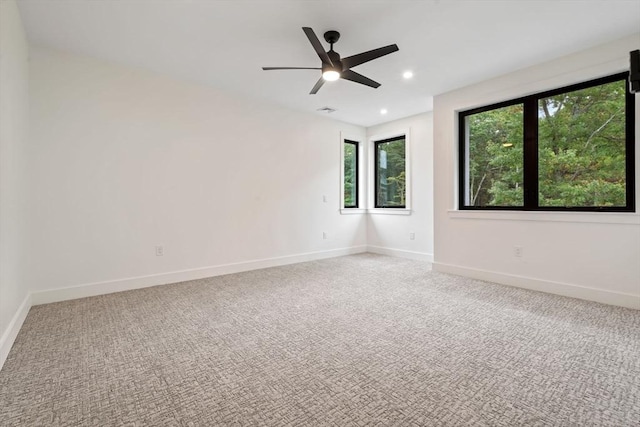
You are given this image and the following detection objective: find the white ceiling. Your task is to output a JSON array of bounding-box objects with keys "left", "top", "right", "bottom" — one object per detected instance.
[{"left": 16, "top": 0, "right": 640, "bottom": 127}]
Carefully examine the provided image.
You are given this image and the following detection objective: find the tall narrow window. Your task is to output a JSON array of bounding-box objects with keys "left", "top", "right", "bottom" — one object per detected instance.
[
  {"left": 375, "top": 136, "right": 406, "bottom": 208},
  {"left": 343, "top": 140, "right": 359, "bottom": 208},
  {"left": 459, "top": 73, "right": 635, "bottom": 212}
]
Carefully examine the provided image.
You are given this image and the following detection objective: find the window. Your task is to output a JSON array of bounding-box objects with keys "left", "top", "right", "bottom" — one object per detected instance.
[
  {"left": 343, "top": 139, "right": 359, "bottom": 208},
  {"left": 459, "top": 73, "right": 635, "bottom": 211},
  {"left": 462, "top": 103, "right": 524, "bottom": 207},
  {"left": 375, "top": 136, "right": 406, "bottom": 208}
]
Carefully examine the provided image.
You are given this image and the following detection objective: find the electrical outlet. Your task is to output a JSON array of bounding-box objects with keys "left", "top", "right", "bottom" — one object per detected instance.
[
  {"left": 409, "top": 232, "right": 416, "bottom": 240},
  {"left": 514, "top": 246, "right": 523, "bottom": 258},
  {"left": 155, "top": 246, "right": 164, "bottom": 256},
  {"left": 323, "top": 232, "right": 328, "bottom": 240}
]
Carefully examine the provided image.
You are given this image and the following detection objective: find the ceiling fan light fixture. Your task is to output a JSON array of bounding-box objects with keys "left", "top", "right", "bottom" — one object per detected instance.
[{"left": 322, "top": 69, "right": 341, "bottom": 81}]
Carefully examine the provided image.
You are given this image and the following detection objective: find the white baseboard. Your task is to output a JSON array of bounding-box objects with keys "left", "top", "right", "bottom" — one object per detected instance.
[
  {"left": 432, "top": 262, "right": 640, "bottom": 310},
  {"left": 367, "top": 245, "right": 434, "bottom": 263},
  {"left": 4, "top": 251, "right": 636, "bottom": 372},
  {"left": 31, "top": 245, "right": 368, "bottom": 306},
  {"left": 0, "top": 293, "right": 31, "bottom": 371}
]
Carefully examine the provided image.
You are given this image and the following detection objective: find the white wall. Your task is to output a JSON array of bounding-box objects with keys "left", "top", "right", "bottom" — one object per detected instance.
[
  {"left": 26, "top": 47, "right": 367, "bottom": 298},
  {"left": 366, "top": 113, "right": 434, "bottom": 261},
  {"left": 433, "top": 35, "right": 640, "bottom": 309},
  {"left": 0, "top": 0, "right": 30, "bottom": 365}
]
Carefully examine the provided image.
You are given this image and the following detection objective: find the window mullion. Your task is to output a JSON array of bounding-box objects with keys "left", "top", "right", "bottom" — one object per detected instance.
[
  {"left": 625, "top": 87, "right": 636, "bottom": 211},
  {"left": 523, "top": 97, "right": 538, "bottom": 210}
]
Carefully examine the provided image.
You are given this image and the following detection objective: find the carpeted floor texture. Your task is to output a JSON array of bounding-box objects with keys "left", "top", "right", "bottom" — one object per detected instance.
[{"left": 1, "top": 254, "right": 639, "bottom": 426}]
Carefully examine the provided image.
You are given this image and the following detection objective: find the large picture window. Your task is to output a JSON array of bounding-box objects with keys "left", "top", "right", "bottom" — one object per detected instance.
[
  {"left": 459, "top": 73, "right": 635, "bottom": 211},
  {"left": 375, "top": 136, "right": 406, "bottom": 208}
]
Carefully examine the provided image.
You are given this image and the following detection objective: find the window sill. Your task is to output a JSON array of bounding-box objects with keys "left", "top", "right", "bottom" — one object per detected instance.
[
  {"left": 447, "top": 209, "right": 640, "bottom": 225},
  {"left": 340, "top": 208, "right": 366, "bottom": 215},
  {"left": 339, "top": 208, "right": 412, "bottom": 216},
  {"left": 368, "top": 208, "right": 412, "bottom": 215}
]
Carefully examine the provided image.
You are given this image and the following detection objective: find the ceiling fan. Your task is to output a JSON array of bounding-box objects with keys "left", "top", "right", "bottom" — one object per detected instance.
[{"left": 262, "top": 27, "right": 399, "bottom": 94}]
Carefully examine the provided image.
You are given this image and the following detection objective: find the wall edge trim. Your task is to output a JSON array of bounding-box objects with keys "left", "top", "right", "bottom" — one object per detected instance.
[
  {"left": 31, "top": 246, "right": 368, "bottom": 306},
  {"left": 0, "top": 293, "right": 32, "bottom": 371},
  {"left": 432, "top": 261, "right": 640, "bottom": 309},
  {"left": 367, "top": 245, "right": 434, "bottom": 262}
]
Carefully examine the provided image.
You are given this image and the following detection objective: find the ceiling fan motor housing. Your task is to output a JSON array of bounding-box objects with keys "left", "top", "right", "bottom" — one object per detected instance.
[{"left": 326, "top": 50, "right": 343, "bottom": 72}]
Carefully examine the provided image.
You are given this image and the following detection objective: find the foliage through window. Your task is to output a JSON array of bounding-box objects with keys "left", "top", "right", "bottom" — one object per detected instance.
[
  {"left": 343, "top": 140, "right": 358, "bottom": 208},
  {"left": 463, "top": 104, "right": 524, "bottom": 207},
  {"left": 375, "top": 136, "right": 406, "bottom": 208},
  {"left": 459, "top": 73, "right": 635, "bottom": 211}
]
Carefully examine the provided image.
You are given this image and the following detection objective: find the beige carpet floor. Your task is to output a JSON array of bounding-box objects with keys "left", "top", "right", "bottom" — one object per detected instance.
[{"left": 0, "top": 254, "right": 639, "bottom": 426}]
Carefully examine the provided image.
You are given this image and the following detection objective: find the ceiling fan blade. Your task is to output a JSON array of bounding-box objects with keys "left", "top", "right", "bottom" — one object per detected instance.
[
  {"left": 341, "top": 70, "right": 381, "bottom": 88},
  {"left": 262, "top": 67, "right": 321, "bottom": 70},
  {"left": 302, "top": 27, "right": 333, "bottom": 66},
  {"left": 341, "top": 44, "right": 399, "bottom": 69},
  {"left": 310, "top": 77, "right": 325, "bottom": 94}
]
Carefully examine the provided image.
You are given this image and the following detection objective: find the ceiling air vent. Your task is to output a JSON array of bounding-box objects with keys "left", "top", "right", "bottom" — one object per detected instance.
[{"left": 317, "top": 106, "right": 337, "bottom": 113}]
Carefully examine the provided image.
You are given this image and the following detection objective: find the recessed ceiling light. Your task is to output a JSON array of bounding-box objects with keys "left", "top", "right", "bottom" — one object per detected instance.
[
  {"left": 403, "top": 71, "right": 414, "bottom": 79},
  {"left": 380, "top": 109, "right": 388, "bottom": 115}
]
